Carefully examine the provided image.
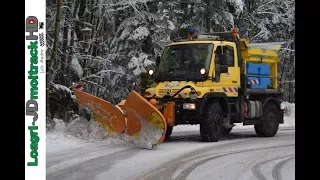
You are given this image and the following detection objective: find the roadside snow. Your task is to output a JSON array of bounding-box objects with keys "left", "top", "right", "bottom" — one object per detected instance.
[
  {"left": 46, "top": 119, "right": 90, "bottom": 153},
  {"left": 47, "top": 118, "right": 126, "bottom": 153},
  {"left": 47, "top": 102, "right": 295, "bottom": 180},
  {"left": 281, "top": 101, "right": 295, "bottom": 126}
]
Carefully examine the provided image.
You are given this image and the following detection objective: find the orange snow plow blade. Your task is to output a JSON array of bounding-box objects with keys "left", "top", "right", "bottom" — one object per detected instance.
[
  {"left": 73, "top": 87, "right": 167, "bottom": 149},
  {"left": 73, "top": 88, "right": 126, "bottom": 135},
  {"left": 120, "top": 90, "right": 167, "bottom": 149}
]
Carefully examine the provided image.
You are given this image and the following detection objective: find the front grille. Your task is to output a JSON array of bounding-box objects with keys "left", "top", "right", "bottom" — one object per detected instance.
[{"left": 158, "top": 89, "right": 180, "bottom": 96}]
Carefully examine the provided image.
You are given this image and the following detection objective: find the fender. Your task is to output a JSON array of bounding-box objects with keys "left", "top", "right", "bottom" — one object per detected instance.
[
  {"left": 263, "top": 97, "right": 281, "bottom": 108},
  {"left": 263, "top": 97, "right": 284, "bottom": 123},
  {"left": 199, "top": 92, "right": 227, "bottom": 116}
]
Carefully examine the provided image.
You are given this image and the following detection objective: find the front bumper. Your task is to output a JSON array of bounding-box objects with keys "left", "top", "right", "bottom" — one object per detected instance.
[{"left": 168, "top": 98, "right": 202, "bottom": 125}]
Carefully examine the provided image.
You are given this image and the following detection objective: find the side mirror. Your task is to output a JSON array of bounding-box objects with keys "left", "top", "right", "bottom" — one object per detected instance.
[
  {"left": 156, "top": 55, "right": 161, "bottom": 68},
  {"left": 220, "top": 65, "right": 228, "bottom": 73}
]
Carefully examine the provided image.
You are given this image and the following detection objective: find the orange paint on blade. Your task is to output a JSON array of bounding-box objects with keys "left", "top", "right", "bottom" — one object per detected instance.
[
  {"left": 73, "top": 88, "right": 126, "bottom": 134},
  {"left": 122, "top": 90, "right": 167, "bottom": 145}
]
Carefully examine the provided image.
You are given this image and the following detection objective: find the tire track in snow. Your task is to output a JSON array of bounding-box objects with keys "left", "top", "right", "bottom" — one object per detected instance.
[
  {"left": 47, "top": 142, "right": 112, "bottom": 160},
  {"left": 175, "top": 144, "right": 294, "bottom": 180},
  {"left": 142, "top": 133, "right": 294, "bottom": 180},
  {"left": 142, "top": 138, "right": 277, "bottom": 180},
  {"left": 47, "top": 148, "right": 140, "bottom": 180},
  {"left": 167, "top": 130, "right": 294, "bottom": 143},
  {"left": 251, "top": 155, "right": 295, "bottom": 180},
  {"left": 47, "top": 144, "right": 126, "bottom": 168},
  {"left": 272, "top": 156, "right": 295, "bottom": 180},
  {"left": 46, "top": 146, "right": 130, "bottom": 176},
  {"left": 47, "top": 127, "right": 295, "bottom": 180},
  {"left": 141, "top": 139, "right": 262, "bottom": 180}
]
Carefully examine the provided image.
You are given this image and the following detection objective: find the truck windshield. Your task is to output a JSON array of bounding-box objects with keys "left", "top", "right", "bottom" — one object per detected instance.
[{"left": 156, "top": 43, "right": 214, "bottom": 82}]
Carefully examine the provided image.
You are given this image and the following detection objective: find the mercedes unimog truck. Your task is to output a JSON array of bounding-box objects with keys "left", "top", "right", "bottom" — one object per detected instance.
[
  {"left": 72, "top": 28, "right": 284, "bottom": 149},
  {"left": 143, "top": 28, "right": 284, "bottom": 142}
]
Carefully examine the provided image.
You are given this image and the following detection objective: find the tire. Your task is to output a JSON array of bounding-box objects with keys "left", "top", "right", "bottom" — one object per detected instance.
[
  {"left": 222, "top": 127, "right": 233, "bottom": 135},
  {"left": 200, "top": 102, "right": 223, "bottom": 142},
  {"left": 254, "top": 103, "right": 280, "bottom": 137},
  {"left": 165, "top": 126, "right": 173, "bottom": 139}
]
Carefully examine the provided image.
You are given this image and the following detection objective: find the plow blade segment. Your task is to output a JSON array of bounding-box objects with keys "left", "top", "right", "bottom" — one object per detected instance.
[
  {"left": 121, "top": 90, "right": 167, "bottom": 149},
  {"left": 73, "top": 88, "right": 126, "bottom": 135}
]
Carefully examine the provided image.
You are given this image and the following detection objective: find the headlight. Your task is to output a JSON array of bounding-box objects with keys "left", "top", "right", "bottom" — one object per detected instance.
[
  {"left": 183, "top": 103, "right": 196, "bottom": 110},
  {"left": 148, "top": 69, "right": 154, "bottom": 75},
  {"left": 200, "top": 68, "right": 206, "bottom": 75}
]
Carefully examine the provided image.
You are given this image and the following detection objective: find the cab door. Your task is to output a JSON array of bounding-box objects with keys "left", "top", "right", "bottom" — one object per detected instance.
[{"left": 213, "top": 43, "right": 240, "bottom": 96}]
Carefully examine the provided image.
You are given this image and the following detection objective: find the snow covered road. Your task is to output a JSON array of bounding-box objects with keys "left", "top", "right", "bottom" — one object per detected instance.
[{"left": 46, "top": 126, "right": 295, "bottom": 180}]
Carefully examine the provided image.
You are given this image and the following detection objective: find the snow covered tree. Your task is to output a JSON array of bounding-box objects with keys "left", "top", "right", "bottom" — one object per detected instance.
[
  {"left": 238, "top": 0, "right": 295, "bottom": 102},
  {"left": 46, "top": 0, "right": 295, "bottom": 125}
]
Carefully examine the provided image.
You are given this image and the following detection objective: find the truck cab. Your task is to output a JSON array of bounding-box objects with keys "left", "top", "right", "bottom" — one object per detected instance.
[{"left": 143, "top": 28, "right": 284, "bottom": 142}]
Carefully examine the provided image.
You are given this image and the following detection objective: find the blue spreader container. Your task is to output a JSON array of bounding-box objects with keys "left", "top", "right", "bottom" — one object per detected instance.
[
  {"left": 246, "top": 63, "right": 271, "bottom": 75},
  {"left": 246, "top": 63, "right": 272, "bottom": 89},
  {"left": 247, "top": 77, "right": 271, "bottom": 89}
]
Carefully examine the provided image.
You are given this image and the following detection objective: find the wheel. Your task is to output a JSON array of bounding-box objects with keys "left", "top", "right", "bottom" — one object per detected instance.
[
  {"left": 254, "top": 103, "right": 280, "bottom": 137},
  {"left": 165, "top": 126, "right": 173, "bottom": 139},
  {"left": 222, "top": 127, "right": 233, "bottom": 135},
  {"left": 200, "top": 102, "right": 223, "bottom": 142}
]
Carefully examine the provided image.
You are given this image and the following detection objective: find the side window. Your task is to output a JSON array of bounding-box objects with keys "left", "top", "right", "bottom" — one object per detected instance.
[
  {"left": 214, "top": 46, "right": 222, "bottom": 65},
  {"left": 214, "top": 46, "right": 222, "bottom": 81},
  {"left": 222, "top": 46, "right": 235, "bottom": 67}
]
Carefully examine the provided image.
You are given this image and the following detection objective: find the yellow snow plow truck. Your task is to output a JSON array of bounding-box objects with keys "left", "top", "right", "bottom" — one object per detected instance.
[{"left": 72, "top": 28, "right": 284, "bottom": 149}]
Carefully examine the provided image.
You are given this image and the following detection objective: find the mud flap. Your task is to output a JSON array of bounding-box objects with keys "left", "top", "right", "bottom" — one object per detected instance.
[
  {"left": 120, "top": 90, "right": 167, "bottom": 149},
  {"left": 73, "top": 88, "right": 126, "bottom": 135}
]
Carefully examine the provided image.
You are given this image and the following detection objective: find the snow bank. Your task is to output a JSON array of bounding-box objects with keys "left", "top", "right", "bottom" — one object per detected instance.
[
  {"left": 47, "top": 115, "right": 162, "bottom": 152},
  {"left": 47, "top": 118, "right": 127, "bottom": 153},
  {"left": 47, "top": 102, "right": 295, "bottom": 152},
  {"left": 281, "top": 101, "right": 295, "bottom": 126},
  {"left": 47, "top": 119, "right": 89, "bottom": 153}
]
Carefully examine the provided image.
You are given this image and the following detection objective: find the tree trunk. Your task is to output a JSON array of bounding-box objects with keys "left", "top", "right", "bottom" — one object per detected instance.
[
  {"left": 47, "top": 0, "right": 63, "bottom": 109},
  {"left": 67, "top": 0, "right": 80, "bottom": 86},
  {"left": 61, "top": 16, "right": 69, "bottom": 86},
  {"left": 88, "top": 3, "right": 98, "bottom": 56},
  {"left": 204, "top": 0, "right": 211, "bottom": 32}
]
